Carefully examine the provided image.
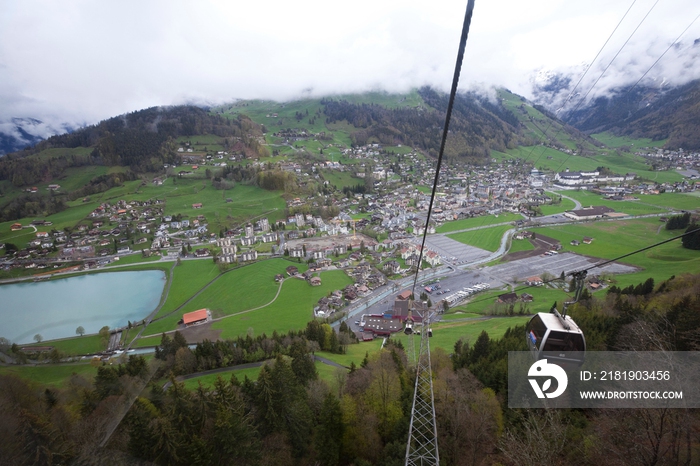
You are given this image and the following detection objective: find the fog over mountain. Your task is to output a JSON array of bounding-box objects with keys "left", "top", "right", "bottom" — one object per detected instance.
[
  {"left": 2, "top": 1, "right": 699, "bottom": 153},
  {"left": 530, "top": 37, "right": 700, "bottom": 115}
]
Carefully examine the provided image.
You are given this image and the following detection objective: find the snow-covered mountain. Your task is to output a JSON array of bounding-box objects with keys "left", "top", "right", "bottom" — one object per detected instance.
[{"left": 0, "top": 117, "right": 76, "bottom": 156}]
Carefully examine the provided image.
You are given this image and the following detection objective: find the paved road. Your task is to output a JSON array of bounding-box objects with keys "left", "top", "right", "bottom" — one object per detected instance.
[{"left": 547, "top": 190, "right": 581, "bottom": 210}]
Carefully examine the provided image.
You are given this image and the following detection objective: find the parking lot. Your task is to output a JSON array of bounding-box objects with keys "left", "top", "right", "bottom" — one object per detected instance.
[
  {"left": 483, "top": 252, "right": 638, "bottom": 284},
  {"left": 421, "top": 234, "right": 492, "bottom": 265}
]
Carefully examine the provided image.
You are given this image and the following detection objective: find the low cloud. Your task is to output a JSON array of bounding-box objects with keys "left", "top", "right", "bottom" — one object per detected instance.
[{"left": 0, "top": 0, "right": 698, "bottom": 137}]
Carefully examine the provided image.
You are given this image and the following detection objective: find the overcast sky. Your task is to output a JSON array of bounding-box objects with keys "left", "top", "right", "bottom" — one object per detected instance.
[{"left": 1, "top": 0, "right": 699, "bottom": 137}]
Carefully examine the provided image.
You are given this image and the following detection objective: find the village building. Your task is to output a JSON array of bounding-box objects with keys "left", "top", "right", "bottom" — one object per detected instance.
[
  {"left": 525, "top": 276, "right": 543, "bottom": 286},
  {"left": 217, "top": 237, "right": 237, "bottom": 263},
  {"left": 239, "top": 250, "right": 257, "bottom": 262},
  {"left": 182, "top": 308, "right": 211, "bottom": 327},
  {"left": 563, "top": 206, "right": 615, "bottom": 221}
]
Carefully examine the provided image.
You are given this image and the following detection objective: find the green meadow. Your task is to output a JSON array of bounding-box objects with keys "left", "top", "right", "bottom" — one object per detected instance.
[
  {"left": 152, "top": 260, "right": 222, "bottom": 319},
  {"left": 495, "top": 129, "right": 682, "bottom": 184},
  {"left": 507, "top": 238, "right": 535, "bottom": 254},
  {"left": 182, "top": 366, "right": 264, "bottom": 390},
  {"left": 553, "top": 190, "right": 681, "bottom": 216},
  {"left": 0, "top": 168, "right": 289, "bottom": 254},
  {"left": 436, "top": 212, "right": 522, "bottom": 233},
  {"left": 393, "top": 316, "right": 530, "bottom": 353},
  {"left": 21, "top": 334, "right": 107, "bottom": 356},
  {"left": 212, "top": 269, "right": 354, "bottom": 339},
  {"left": 539, "top": 196, "right": 576, "bottom": 215},
  {"left": 322, "top": 170, "right": 361, "bottom": 190},
  {"left": 590, "top": 132, "right": 667, "bottom": 149},
  {"left": 533, "top": 218, "right": 700, "bottom": 286},
  {"left": 447, "top": 225, "right": 512, "bottom": 252},
  {"left": 0, "top": 363, "right": 97, "bottom": 388},
  {"left": 316, "top": 338, "right": 385, "bottom": 368},
  {"left": 498, "top": 90, "right": 583, "bottom": 151}
]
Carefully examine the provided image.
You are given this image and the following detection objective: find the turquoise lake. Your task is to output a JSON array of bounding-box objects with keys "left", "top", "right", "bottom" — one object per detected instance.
[{"left": 0, "top": 271, "right": 166, "bottom": 344}]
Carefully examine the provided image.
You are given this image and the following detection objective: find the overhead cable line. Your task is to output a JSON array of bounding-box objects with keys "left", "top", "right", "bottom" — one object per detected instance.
[
  {"left": 464, "top": 225, "right": 700, "bottom": 308},
  {"left": 410, "top": 0, "right": 476, "bottom": 298},
  {"left": 526, "top": 0, "right": 640, "bottom": 167},
  {"left": 550, "top": 0, "right": 661, "bottom": 174},
  {"left": 624, "top": 11, "right": 700, "bottom": 98}
]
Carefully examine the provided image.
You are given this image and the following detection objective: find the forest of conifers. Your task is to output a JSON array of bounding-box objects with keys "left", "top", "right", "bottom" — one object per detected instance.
[{"left": 1, "top": 273, "right": 699, "bottom": 465}]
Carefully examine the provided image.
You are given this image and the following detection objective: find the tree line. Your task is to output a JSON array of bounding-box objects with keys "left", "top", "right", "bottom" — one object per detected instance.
[{"left": 1, "top": 273, "right": 699, "bottom": 465}]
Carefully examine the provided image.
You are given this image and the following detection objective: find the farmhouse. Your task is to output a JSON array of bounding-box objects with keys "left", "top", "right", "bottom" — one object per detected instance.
[
  {"left": 11, "top": 223, "right": 22, "bottom": 231},
  {"left": 525, "top": 276, "right": 543, "bottom": 286},
  {"left": 309, "top": 276, "right": 322, "bottom": 286},
  {"left": 192, "top": 203, "right": 203, "bottom": 209},
  {"left": 182, "top": 308, "right": 211, "bottom": 327}
]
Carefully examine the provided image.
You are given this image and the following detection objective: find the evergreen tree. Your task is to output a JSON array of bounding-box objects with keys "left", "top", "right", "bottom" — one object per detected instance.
[
  {"left": 315, "top": 393, "right": 344, "bottom": 466},
  {"left": 681, "top": 223, "right": 700, "bottom": 250}
]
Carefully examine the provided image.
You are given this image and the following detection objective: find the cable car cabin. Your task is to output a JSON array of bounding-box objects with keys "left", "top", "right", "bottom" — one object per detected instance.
[
  {"left": 404, "top": 320, "right": 414, "bottom": 335},
  {"left": 526, "top": 313, "right": 585, "bottom": 365}
]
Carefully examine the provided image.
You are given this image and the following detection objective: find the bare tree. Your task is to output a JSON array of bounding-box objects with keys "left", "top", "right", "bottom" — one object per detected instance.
[{"left": 499, "top": 410, "right": 568, "bottom": 466}]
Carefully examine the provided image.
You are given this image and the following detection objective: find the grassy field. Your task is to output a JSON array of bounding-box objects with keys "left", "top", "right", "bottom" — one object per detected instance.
[
  {"left": 212, "top": 269, "right": 354, "bottom": 339},
  {"left": 553, "top": 190, "right": 674, "bottom": 216},
  {"left": 184, "top": 260, "right": 284, "bottom": 318},
  {"left": 440, "top": 311, "right": 482, "bottom": 320},
  {"left": 436, "top": 213, "right": 522, "bottom": 233},
  {"left": 539, "top": 197, "right": 576, "bottom": 215},
  {"left": 533, "top": 218, "right": 700, "bottom": 286},
  {"left": 105, "top": 254, "right": 162, "bottom": 267},
  {"left": 0, "top": 363, "right": 97, "bottom": 388},
  {"left": 182, "top": 365, "right": 263, "bottom": 390},
  {"left": 507, "top": 238, "right": 535, "bottom": 254},
  {"left": 393, "top": 316, "right": 530, "bottom": 353},
  {"left": 142, "top": 259, "right": 299, "bottom": 335},
  {"left": 498, "top": 137, "right": 683, "bottom": 184},
  {"left": 149, "top": 179, "right": 287, "bottom": 227},
  {"left": 22, "top": 334, "right": 106, "bottom": 355},
  {"left": 447, "top": 225, "right": 512, "bottom": 252},
  {"left": 1, "top": 169, "right": 288, "bottom": 246},
  {"left": 316, "top": 338, "right": 385, "bottom": 368},
  {"left": 322, "top": 170, "right": 360, "bottom": 190},
  {"left": 181, "top": 358, "right": 346, "bottom": 389},
  {"left": 498, "top": 90, "right": 584, "bottom": 151},
  {"left": 151, "top": 260, "right": 221, "bottom": 319},
  {"left": 590, "top": 132, "right": 667, "bottom": 149}
]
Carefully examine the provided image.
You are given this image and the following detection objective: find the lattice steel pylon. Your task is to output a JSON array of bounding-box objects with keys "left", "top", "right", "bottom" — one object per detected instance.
[
  {"left": 404, "top": 2, "right": 475, "bottom": 464},
  {"left": 405, "top": 306, "right": 439, "bottom": 465}
]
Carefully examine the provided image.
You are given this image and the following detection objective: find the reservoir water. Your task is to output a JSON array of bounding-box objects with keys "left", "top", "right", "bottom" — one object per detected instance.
[{"left": 0, "top": 270, "right": 166, "bottom": 344}]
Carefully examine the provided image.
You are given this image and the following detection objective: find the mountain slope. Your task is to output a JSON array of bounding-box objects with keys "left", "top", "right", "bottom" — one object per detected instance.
[
  {"left": 0, "top": 118, "right": 72, "bottom": 156},
  {"left": 561, "top": 79, "right": 700, "bottom": 149},
  {"left": 0, "top": 106, "right": 266, "bottom": 188}
]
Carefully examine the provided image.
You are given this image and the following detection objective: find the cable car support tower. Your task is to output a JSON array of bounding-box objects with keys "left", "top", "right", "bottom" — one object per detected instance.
[
  {"left": 405, "top": 2, "right": 475, "bottom": 464},
  {"left": 405, "top": 304, "right": 439, "bottom": 465}
]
